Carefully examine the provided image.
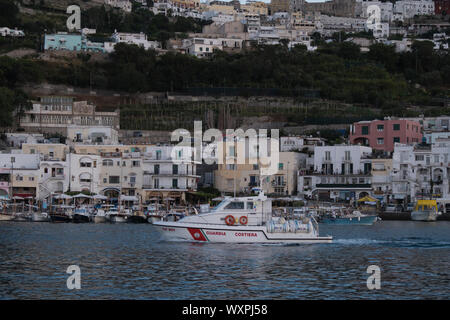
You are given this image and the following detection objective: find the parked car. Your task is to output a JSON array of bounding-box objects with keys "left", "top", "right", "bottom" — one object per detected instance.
[{"left": 406, "top": 203, "right": 415, "bottom": 212}]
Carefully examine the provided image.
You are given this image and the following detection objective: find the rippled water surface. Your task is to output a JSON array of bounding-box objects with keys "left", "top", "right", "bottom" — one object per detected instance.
[{"left": 0, "top": 221, "right": 449, "bottom": 299}]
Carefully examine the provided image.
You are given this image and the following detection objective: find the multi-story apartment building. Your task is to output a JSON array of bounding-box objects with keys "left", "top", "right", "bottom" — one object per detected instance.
[
  {"left": 142, "top": 145, "right": 199, "bottom": 202},
  {"left": 19, "top": 96, "right": 120, "bottom": 135},
  {"left": 371, "top": 157, "right": 393, "bottom": 203},
  {"left": 99, "top": 150, "right": 144, "bottom": 198},
  {"left": 392, "top": 139, "right": 450, "bottom": 205},
  {"left": 38, "top": 159, "right": 70, "bottom": 200},
  {"left": 0, "top": 153, "right": 40, "bottom": 199},
  {"left": 214, "top": 146, "right": 305, "bottom": 196},
  {"left": 298, "top": 145, "right": 373, "bottom": 202},
  {"left": 350, "top": 119, "right": 422, "bottom": 153},
  {"left": 68, "top": 153, "right": 102, "bottom": 195}
]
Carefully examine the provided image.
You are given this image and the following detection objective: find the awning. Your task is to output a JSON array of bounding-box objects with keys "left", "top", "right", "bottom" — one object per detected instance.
[
  {"left": 73, "top": 193, "right": 92, "bottom": 199},
  {"left": 358, "top": 195, "right": 378, "bottom": 203},
  {"left": 54, "top": 194, "right": 73, "bottom": 200}
]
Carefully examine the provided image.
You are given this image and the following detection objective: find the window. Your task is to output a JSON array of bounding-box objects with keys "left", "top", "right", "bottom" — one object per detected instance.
[
  {"left": 246, "top": 202, "right": 254, "bottom": 209},
  {"left": 154, "top": 178, "right": 159, "bottom": 189},
  {"left": 393, "top": 137, "right": 400, "bottom": 143},
  {"left": 226, "top": 164, "right": 236, "bottom": 170},
  {"left": 154, "top": 164, "right": 160, "bottom": 174},
  {"left": 225, "top": 202, "right": 245, "bottom": 209},
  {"left": 173, "top": 164, "right": 178, "bottom": 175},
  {"left": 130, "top": 176, "right": 136, "bottom": 184},
  {"left": 109, "top": 176, "right": 120, "bottom": 184},
  {"left": 253, "top": 164, "right": 259, "bottom": 170},
  {"left": 377, "top": 125, "right": 384, "bottom": 131},
  {"left": 156, "top": 150, "right": 161, "bottom": 160},
  {"left": 172, "top": 179, "right": 178, "bottom": 188},
  {"left": 415, "top": 155, "right": 424, "bottom": 161},
  {"left": 102, "top": 159, "right": 113, "bottom": 166},
  {"left": 80, "top": 162, "right": 91, "bottom": 167},
  {"left": 344, "top": 151, "right": 351, "bottom": 160},
  {"left": 325, "top": 151, "right": 331, "bottom": 161},
  {"left": 377, "top": 138, "right": 384, "bottom": 144},
  {"left": 278, "top": 163, "right": 284, "bottom": 170},
  {"left": 434, "top": 155, "right": 440, "bottom": 163},
  {"left": 393, "top": 124, "right": 400, "bottom": 131},
  {"left": 362, "top": 126, "right": 369, "bottom": 135}
]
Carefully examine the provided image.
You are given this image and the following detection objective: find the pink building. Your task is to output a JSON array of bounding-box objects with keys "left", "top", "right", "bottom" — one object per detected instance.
[{"left": 350, "top": 119, "right": 422, "bottom": 152}]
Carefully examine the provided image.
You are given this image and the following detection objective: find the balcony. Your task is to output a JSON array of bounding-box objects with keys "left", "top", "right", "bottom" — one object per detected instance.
[
  {"left": 50, "top": 175, "right": 65, "bottom": 180},
  {"left": 299, "top": 170, "right": 370, "bottom": 176},
  {"left": 316, "top": 183, "right": 371, "bottom": 189}
]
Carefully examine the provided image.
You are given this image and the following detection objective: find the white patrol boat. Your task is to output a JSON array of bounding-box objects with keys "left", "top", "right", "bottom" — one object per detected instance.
[{"left": 153, "top": 192, "right": 332, "bottom": 244}]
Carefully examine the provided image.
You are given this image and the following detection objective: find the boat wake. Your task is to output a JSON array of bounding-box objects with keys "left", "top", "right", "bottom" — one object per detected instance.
[{"left": 333, "top": 237, "right": 450, "bottom": 248}]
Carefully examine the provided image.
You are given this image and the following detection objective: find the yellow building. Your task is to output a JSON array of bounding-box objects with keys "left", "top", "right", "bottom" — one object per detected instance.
[
  {"left": 11, "top": 168, "right": 39, "bottom": 198},
  {"left": 241, "top": 2, "right": 268, "bottom": 15},
  {"left": 214, "top": 139, "right": 304, "bottom": 196},
  {"left": 371, "top": 158, "right": 393, "bottom": 202},
  {"left": 171, "top": 0, "right": 200, "bottom": 9},
  {"left": 22, "top": 143, "right": 69, "bottom": 161},
  {"left": 72, "top": 144, "right": 150, "bottom": 156}
]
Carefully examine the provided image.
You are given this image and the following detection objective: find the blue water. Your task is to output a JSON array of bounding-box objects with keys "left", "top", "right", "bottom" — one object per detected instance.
[{"left": 0, "top": 221, "right": 449, "bottom": 299}]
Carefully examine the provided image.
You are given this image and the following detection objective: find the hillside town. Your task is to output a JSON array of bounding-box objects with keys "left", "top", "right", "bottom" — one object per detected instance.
[
  {"left": 0, "top": 95, "right": 448, "bottom": 216},
  {"left": 3, "top": 0, "right": 449, "bottom": 56}
]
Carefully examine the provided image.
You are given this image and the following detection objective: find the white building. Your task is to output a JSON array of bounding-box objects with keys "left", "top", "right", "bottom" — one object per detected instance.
[
  {"left": 0, "top": 27, "right": 24, "bottom": 37},
  {"left": 6, "top": 133, "right": 45, "bottom": 148},
  {"left": 393, "top": 0, "right": 435, "bottom": 21},
  {"left": 105, "top": 32, "right": 160, "bottom": 53},
  {"left": 392, "top": 139, "right": 450, "bottom": 204},
  {"left": 67, "top": 126, "right": 119, "bottom": 145},
  {"left": 142, "top": 145, "right": 199, "bottom": 202},
  {"left": 38, "top": 160, "right": 70, "bottom": 200},
  {"left": 68, "top": 153, "right": 102, "bottom": 194},
  {"left": 104, "top": 0, "right": 132, "bottom": 12},
  {"left": 319, "top": 15, "right": 367, "bottom": 36},
  {"left": 297, "top": 145, "right": 373, "bottom": 202}
]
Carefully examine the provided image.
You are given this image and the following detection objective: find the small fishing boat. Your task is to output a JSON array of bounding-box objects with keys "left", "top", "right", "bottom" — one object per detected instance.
[
  {"left": 319, "top": 211, "right": 378, "bottom": 225},
  {"left": 49, "top": 205, "right": 73, "bottom": 223},
  {"left": 127, "top": 211, "right": 148, "bottom": 223},
  {"left": 107, "top": 207, "right": 129, "bottom": 223},
  {"left": 93, "top": 207, "right": 108, "bottom": 223},
  {"left": 72, "top": 207, "right": 92, "bottom": 223},
  {"left": 31, "top": 211, "right": 50, "bottom": 222},
  {"left": 411, "top": 200, "right": 440, "bottom": 222},
  {"left": 0, "top": 213, "right": 14, "bottom": 221},
  {"left": 13, "top": 212, "right": 31, "bottom": 222}
]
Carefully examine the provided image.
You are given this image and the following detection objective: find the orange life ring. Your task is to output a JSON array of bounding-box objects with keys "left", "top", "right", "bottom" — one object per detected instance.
[
  {"left": 225, "top": 215, "right": 235, "bottom": 226},
  {"left": 239, "top": 216, "right": 248, "bottom": 225}
]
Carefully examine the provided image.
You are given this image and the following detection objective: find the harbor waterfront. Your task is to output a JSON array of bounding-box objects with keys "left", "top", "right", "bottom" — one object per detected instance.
[{"left": 0, "top": 221, "right": 449, "bottom": 300}]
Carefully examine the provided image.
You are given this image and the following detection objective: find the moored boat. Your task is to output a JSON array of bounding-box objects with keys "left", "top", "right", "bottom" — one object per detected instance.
[
  {"left": 153, "top": 192, "right": 332, "bottom": 244},
  {"left": 93, "top": 208, "right": 108, "bottom": 223},
  {"left": 0, "top": 213, "right": 14, "bottom": 221},
  {"left": 31, "top": 212, "right": 50, "bottom": 222},
  {"left": 13, "top": 212, "right": 31, "bottom": 222},
  {"left": 319, "top": 212, "right": 378, "bottom": 225},
  {"left": 411, "top": 200, "right": 440, "bottom": 222},
  {"left": 72, "top": 207, "right": 92, "bottom": 223}
]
